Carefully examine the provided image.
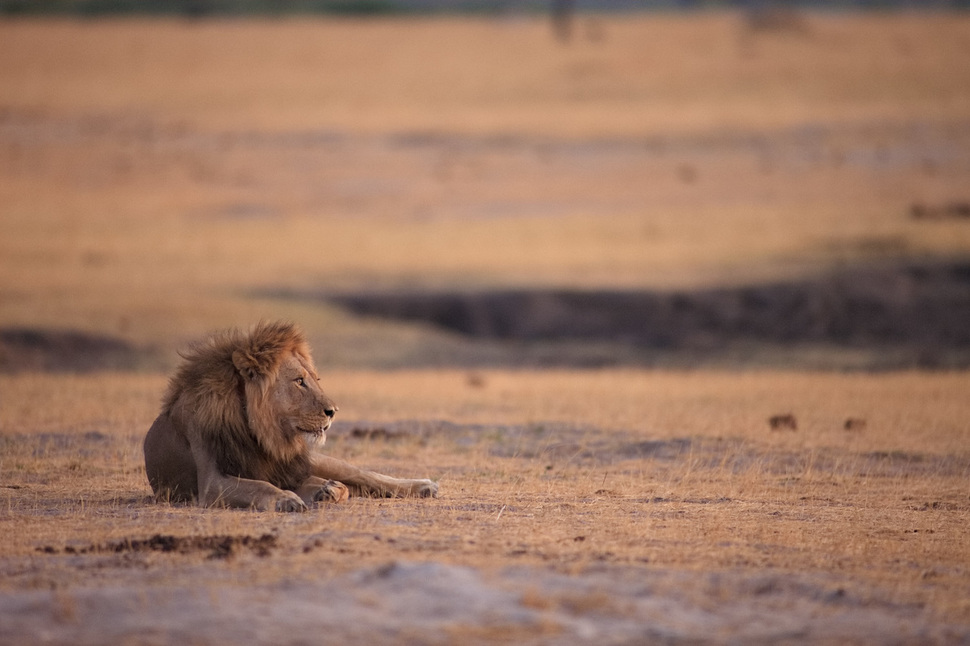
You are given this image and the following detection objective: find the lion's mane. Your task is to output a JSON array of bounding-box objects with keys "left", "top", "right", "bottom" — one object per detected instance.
[{"left": 162, "top": 321, "right": 314, "bottom": 491}]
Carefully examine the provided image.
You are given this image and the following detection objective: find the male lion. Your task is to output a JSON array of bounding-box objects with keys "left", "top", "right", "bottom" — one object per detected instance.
[{"left": 143, "top": 321, "right": 438, "bottom": 512}]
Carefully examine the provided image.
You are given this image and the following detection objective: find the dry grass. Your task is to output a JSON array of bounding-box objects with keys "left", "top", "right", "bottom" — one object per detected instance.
[
  {"left": 3, "top": 14, "right": 968, "bottom": 137},
  {"left": 2, "top": 370, "right": 969, "bottom": 624}
]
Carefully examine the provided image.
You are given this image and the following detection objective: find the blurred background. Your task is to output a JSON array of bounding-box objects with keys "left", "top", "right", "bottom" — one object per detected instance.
[
  {"left": 1, "top": 1, "right": 969, "bottom": 371},
  {"left": 3, "top": 1, "right": 970, "bottom": 14}
]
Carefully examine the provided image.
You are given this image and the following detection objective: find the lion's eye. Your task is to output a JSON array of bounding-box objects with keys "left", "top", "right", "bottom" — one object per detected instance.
[{"left": 295, "top": 377, "right": 306, "bottom": 388}]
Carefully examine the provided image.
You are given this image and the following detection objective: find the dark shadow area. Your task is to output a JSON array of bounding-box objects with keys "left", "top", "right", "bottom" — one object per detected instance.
[
  {"left": 0, "top": 328, "right": 152, "bottom": 373},
  {"left": 306, "top": 260, "right": 970, "bottom": 369}
]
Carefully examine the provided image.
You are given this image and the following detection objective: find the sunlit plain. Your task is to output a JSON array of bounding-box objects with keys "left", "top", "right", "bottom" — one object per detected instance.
[{"left": 1, "top": 12, "right": 969, "bottom": 642}]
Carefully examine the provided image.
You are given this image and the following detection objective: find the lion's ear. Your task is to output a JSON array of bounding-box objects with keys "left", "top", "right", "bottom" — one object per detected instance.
[{"left": 232, "top": 349, "right": 266, "bottom": 381}]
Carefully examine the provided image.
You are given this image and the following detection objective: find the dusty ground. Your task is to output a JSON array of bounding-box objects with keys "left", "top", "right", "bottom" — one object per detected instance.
[
  {"left": 2, "top": 370, "right": 970, "bottom": 643},
  {"left": 1, "top": 12, "right": 970, "bottom": 644}
]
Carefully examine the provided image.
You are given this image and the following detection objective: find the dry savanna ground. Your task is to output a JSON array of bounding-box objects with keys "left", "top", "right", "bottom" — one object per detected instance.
[
  {"left": 2, "top": 370, "right": 970, "bottom": 643},
  {"left": 1, "top": 11, "right": 970, "bottom": 644}
]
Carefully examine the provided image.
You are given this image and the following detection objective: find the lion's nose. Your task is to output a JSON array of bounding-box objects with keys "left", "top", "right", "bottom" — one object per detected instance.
[{"left": 324, "top": 406, "right": 337, "bottom": 419}]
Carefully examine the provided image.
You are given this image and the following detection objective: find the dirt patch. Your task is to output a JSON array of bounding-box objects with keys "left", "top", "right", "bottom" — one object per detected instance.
[
  {"left": 36, "top": 534, "right": 277, "bottom": 560},
  {"left": 0, "top": 562, "right": 959, "bottom": 645},
  {"left": 300, "top": 260, "right": 970, "bottom": 369},
  {"left": 0, "top": 328, "right": 150, "bottom": 373}
]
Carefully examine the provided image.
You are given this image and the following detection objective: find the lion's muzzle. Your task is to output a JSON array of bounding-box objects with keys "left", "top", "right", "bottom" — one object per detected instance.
[{"left": 300, "top": 422, "right": 329, "bottom": 448}]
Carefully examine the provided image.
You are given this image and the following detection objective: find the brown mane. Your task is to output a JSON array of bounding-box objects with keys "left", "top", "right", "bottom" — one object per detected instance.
[{"left": 162, "top": 321, "right": 314, "bottom": 490}]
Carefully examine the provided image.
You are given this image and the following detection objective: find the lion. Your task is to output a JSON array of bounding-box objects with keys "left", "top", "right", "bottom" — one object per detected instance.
[{"left": 143, "top": 321, "right": 438, "bottom": 512}]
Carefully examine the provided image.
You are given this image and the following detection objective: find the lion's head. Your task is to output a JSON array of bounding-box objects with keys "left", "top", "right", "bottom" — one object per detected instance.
[
  {"left": 230, "top": 326, "right": 337, "bottom": 453},
  {"left": 162, "top": 321, "right": 337, "bottom": 489}
]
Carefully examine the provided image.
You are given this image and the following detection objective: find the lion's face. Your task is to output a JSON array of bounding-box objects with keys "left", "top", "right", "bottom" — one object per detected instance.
[{"left": 268, "top": 352, "right": 338, "bottom": 450}]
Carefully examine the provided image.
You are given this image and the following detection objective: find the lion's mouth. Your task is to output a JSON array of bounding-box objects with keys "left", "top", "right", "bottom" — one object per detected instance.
[{"left": 298, "top": 423, "right": 329, "bottom": 448}]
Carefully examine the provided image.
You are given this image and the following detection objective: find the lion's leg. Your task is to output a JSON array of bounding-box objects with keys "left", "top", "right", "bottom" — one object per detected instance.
[
  {"left": 293, "top": 476, "right": 349, "bottom": 505},
  {"left": 310, "top": 453, "right": 438, "bottom": 498},
  {"left": 189, "top": 441, "right": 307, "bottom": 512},
  {"left": 143, "top": 413, "right": 197, "bottom": 502}
]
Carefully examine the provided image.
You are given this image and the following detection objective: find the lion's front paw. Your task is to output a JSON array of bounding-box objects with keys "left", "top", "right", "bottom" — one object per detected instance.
[
  {"left": 275, "top": 491, "right": 309, "bottom": 513},
  {"left": 313, "top": 480, "right": 350, "bottom": 504},
  {"left": 413, "top": 479, "right": 439, "bottom": 498}
]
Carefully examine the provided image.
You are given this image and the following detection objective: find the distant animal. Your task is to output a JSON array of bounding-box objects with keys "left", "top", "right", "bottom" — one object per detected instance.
[{"left": 143, "top": 321, "right": 438, "bottom": 511}]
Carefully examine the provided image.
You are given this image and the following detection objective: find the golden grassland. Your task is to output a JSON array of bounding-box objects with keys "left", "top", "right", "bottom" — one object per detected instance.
[
  {"left": 1, "top": 13, "right": 970, "bottom": 353},
  {"left": 2, "top": 14, "right": 969, "bottom": 137},
  {"left": 1, "top": 12, "right": 970, "bottom": 640},
  {"left": 2, "top": 369, "right": 969, "bottom": 622}
]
